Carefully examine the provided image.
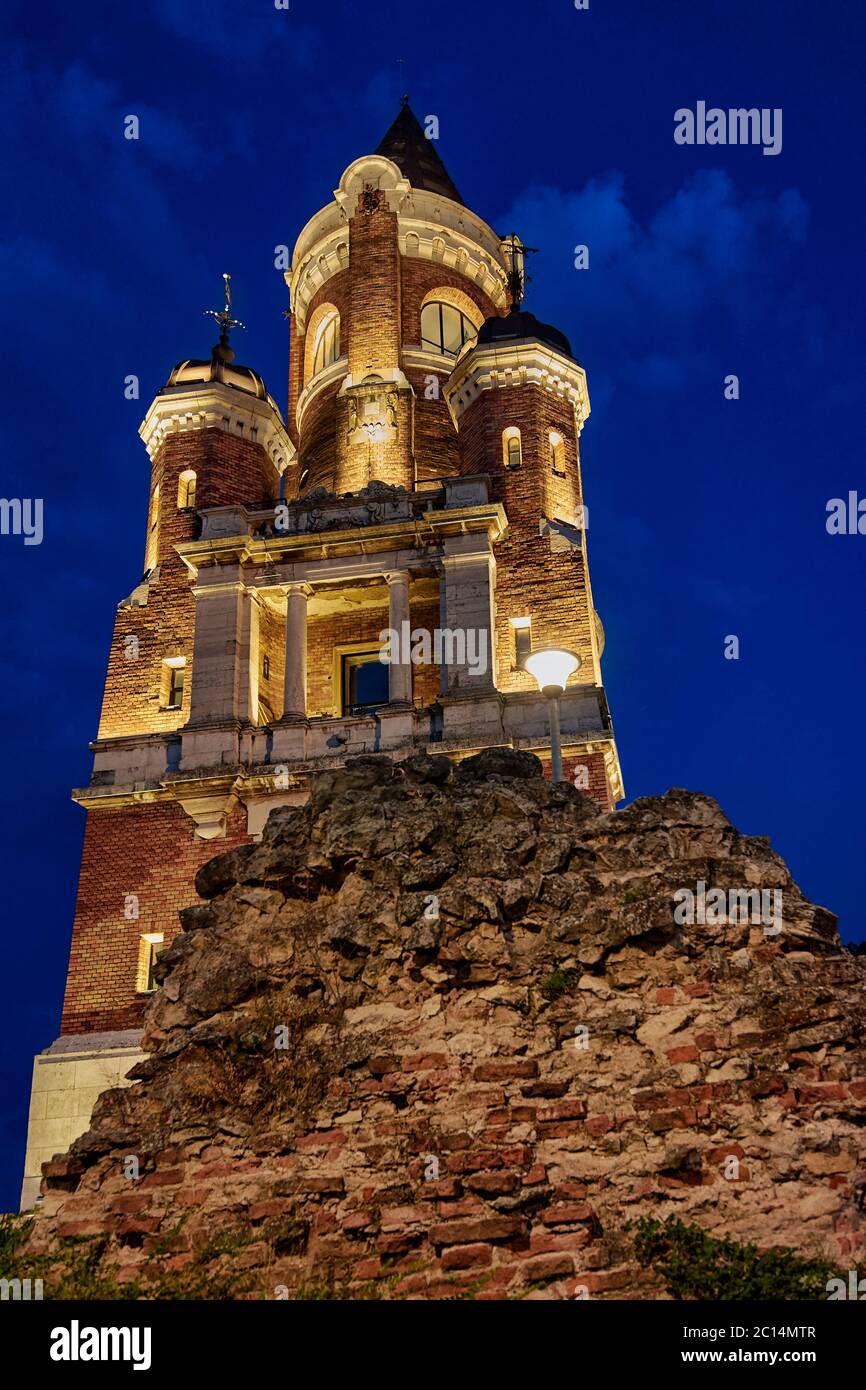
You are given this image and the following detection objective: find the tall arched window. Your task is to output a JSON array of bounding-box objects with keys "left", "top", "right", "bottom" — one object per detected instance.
[
  {"left": 549, "top": 430, "right": 566, "bottom": 474},
  {"left": 312, "top": 311, "right": 340, "bottom": 376},
  {"left": 503, "top": 427, "right": 522, "bottom": 469},
  {"left": 421, "top": 301, "right": 477, "bottom": 357},
  {"left": 177, "top": 470, "right": 197, "bottom": 509}
]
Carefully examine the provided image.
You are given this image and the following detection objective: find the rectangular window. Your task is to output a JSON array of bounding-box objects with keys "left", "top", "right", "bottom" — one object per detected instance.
[
  {"left": 136, "top": 934, "right": 164, "bottom": 993},
  {"left": 167, "top": 664, "right": 184, "bottom": 710},
  {"left": 342, "top": 651, "right": 390, "bottom": 715},
  {"left": 512, "top": 618, "right": 532, "bottom": 668},
  {"left": 263, "top": 654, "right": 270, "bottom": 680}
]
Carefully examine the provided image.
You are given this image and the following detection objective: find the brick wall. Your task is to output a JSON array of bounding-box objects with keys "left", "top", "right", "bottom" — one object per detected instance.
[
  {"left": 289, "top": 271, "right": 352, "bottom": 494},
  {"left": 348, "top": 190, "right": 401, "bottom": 376},
  {"left": 307, "top": 593, "right": 441, "bottom": 718},
  {"left": 98, "top": 430, "right": 278, "bottom": 740},
  {"left": 456, "top": 384, "right": 597, "bottom": 699},
  {"left": 60, "top": 803, "right": 252, "bottom": 1035},
  {"left": 296, "top": 387, "right": 338, "bottom": 494}
]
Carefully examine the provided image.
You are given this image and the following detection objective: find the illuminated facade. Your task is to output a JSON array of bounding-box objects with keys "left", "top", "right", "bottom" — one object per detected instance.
[{"left": 20, "top": 105, "right": 623, "bottom": 1207}]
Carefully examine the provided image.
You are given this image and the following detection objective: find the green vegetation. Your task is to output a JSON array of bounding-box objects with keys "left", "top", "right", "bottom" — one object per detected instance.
[
  {"left": 539, "top": 967, "right": 577, "bottom": 1000},
  {"left": 631, "top": 1216, "right": 850, "bottom": 1301},
  {"left": 0, "top": 1211, "right": 259, "bottom": 1301}
]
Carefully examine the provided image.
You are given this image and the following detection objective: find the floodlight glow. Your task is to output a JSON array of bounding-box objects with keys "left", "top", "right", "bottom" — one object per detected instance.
[{"left": 524, "top": 646, "right": 580, "bottom": 695}]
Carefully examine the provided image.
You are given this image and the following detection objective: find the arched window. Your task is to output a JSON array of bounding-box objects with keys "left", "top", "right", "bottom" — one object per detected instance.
[
  {"left": 503, "top": 427, "right": 522, "bottom": 469},
  {"left": 177, "top": 470, "right": 197, "bottom": 509},
  {"left": 312, "top": 311, "right": 340, "bottom": 376},
  {"left": 549, "top": 430, "right": 566, "bottom": 474},
  {"left": 421, "top": 301, "right": 477, "bottom": 357}
]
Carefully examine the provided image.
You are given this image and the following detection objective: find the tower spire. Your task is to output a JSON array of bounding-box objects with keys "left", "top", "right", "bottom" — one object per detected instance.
[
  {"left": 375, "top": 102, "right": 464, "bottom": 205},
  {"left": 204, "top": 272, "right": 245, "bottom": 365}
]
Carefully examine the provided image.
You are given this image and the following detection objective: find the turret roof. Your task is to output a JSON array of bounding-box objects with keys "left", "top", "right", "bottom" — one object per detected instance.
[{"left": 375, "top": 101, "right": 464, "bottom": 205}]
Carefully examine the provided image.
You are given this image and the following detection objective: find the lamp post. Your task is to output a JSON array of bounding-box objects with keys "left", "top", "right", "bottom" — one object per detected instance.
[{"left": 524, "top": 647, "right": 581, "bottom": 782}]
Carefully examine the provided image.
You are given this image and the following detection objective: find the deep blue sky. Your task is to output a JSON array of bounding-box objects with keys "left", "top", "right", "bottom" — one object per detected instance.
[{"left": 1, "top": 0, "right": 864, "bottom": 1212}]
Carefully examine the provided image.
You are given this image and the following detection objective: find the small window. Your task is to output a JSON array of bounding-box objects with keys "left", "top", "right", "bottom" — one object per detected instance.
[
  {"left": 549, "top": 431, "right": 566, "bottom": 475},
  {"left": 145, "top": 485, "right": 160, "bottom": 570},
  {"left": 263, "top": 654, "right": 270, "bottom": 680},
  {"left": 177, "top": 470, "right": 197, "bottom": 509},
  {"left": 312, "top": 311, "right": 340, "bottom": 376},
  {"left": 162, "top": 657, "right": 186, "bottom": 711},
  {"left": 137, "top": 934, "right": 164, "bottom": 994},
  {"left": 421, "top": 301, "right": 477, "bottom": 358},
  {"left": 342, "top": 651, "right": 389, "bottom": 715},
  {"left": 503, "top": 427, "right": 522, "bottom": 470},
  {"left": 512, "top": 618, "right": 532, "bottom": 668}
]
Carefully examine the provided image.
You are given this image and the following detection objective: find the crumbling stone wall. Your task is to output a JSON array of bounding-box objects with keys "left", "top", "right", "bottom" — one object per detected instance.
[{"left": 25, "top": 751, "right": 866, "bottom": 1299}]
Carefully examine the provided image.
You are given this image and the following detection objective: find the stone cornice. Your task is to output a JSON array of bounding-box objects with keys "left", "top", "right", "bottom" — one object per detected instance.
[
  {"left": 287, "top": 155, "right": 511, "bottom": 331},
  {"left": 173, "top": 500, "right": 508, "bottom": 578},
  {"left": 397, "top": 215, "right": 507, "bottom": 308},
  {"left": 444, "top": 341, "right": 592, "bottom": 430},
  {"left": 287, "top": 225, "right": 351, "bottom": 334},
  {"left": 295, "top": 356, "right": 349, "bottom": 431},
  {"left": 139, "top": 382, "right": 297, "bottom": 475}
]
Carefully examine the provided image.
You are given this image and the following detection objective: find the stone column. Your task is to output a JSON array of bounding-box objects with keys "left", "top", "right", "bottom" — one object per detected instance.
[
  {"left": 385, "top": 570, "right": 412, "bottom": 706},
  {"left": 283, "top": 583, "right": 312, "bottom": 718}
]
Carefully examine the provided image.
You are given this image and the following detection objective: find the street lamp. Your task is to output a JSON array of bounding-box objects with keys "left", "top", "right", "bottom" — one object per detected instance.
[{"left": 524, "top": 646, "right": 581, "bottom": 782}]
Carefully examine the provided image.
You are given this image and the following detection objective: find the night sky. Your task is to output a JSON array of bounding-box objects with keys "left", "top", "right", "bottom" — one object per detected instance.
[{"left": 1, "top": 0, "right": 864, "bottom": 1213}]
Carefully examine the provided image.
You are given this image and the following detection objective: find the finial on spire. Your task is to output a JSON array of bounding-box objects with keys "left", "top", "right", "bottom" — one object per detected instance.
[
  {"left": 499, "top": 233, "right": 540, "bottom": 313},
  {"left": 397, "top": 57, "right": 409, "bottom": 107},
  {"left": 204, "top": 272, "right": 246, "bottom": 364}
]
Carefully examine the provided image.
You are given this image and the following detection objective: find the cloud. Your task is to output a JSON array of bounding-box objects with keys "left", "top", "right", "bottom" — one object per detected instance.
[
  {"left": 495, "top": 170, "right": 810, "bottom": 408},
  {"left": 152, "top": 0, "right": 318, "bottom": 62}
]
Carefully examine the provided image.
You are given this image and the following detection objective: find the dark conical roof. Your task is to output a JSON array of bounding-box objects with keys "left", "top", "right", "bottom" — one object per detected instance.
[
  {"left": 477, "top": 309, "right": 577, "bottom": 362},
  {"left": 376, "top": 102, "right": 464, "bottom": 205}
]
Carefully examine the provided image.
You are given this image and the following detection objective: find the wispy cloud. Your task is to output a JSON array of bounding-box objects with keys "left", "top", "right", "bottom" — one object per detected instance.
[
  {"left": 152, "top": 0, "right": 318, "bottom": 63},
  {"left": 495, "top": 170, "right": 810, "bottom": 408}
]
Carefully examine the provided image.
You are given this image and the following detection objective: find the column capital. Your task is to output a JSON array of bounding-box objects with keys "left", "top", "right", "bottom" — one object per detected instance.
[
  {"left": 383, "top": 569, "right": 410, "bottom": 587},
  {"left": 283, "top": 581, "right": 314, "bottom": 599}
]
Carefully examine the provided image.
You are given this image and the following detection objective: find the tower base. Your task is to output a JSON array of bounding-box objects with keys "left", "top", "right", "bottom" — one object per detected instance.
[{"left": 20, "top": 1030, "right": 144, "bottom": 1211}]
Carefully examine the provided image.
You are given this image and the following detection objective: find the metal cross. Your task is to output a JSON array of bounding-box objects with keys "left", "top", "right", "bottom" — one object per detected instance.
[
  {"left": 499, "top": 233, "right": 539, "bottom": 311},
  {"left": 204, "top": 272, "right": 245, "bottom": 337}
]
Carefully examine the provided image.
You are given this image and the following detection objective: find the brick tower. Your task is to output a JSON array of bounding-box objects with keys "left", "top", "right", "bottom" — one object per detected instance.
[{"left": 20, "top": 103, "right": 623, "bottom": 1207}]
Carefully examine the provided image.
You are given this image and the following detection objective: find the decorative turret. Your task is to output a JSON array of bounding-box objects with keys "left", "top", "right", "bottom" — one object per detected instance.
[
  {"left": 285, "top": 106, "right": 511, "bottom": 497},
  {"left": 444, "top": 292, "right": 601, "bottom": 712},
  {"left": 138, "top": 275, "right": 294, "bottom": 573}
]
